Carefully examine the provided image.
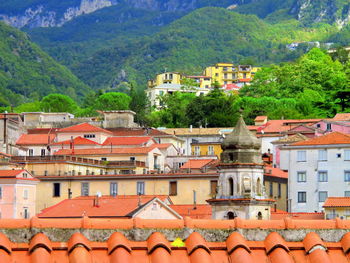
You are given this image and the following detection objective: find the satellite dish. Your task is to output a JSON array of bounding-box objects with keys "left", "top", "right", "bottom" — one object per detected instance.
[{"left": 96, "top": 191, "right": 102, "bottom": 197}]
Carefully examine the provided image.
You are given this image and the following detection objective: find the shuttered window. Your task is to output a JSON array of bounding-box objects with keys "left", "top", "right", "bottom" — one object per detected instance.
[{"left": 169, "top": 181, "right": 177, "bottom": 196}]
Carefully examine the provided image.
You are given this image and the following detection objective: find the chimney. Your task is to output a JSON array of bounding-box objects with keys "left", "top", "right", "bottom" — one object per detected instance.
[
  {"left": 193, "top": 190, "right": 197, "bottom": 210},
  {"left": 190, "top": 125, "right": 193, "bottom": 133},
  {"left": 138, "top": 193, "right": 142, "bottom": 207},
  {"left": 94, "top": 192, "right": 101, "bottom": 207}
]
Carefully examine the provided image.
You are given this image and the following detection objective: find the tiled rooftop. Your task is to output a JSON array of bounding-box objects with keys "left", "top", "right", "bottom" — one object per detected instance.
[
  {"left": 333, "top": 113, "right": 350, "bottom": 121},
  {"left": 53, "top": 146, "right": 156, "bottom": 156},
  {"left": 324, "top": 197, "right": 350, "bottom": 208},
  {"left": 292, "top": 132, "right": 350, "bottom": 146},
  {"left": 58, "top": 123, "right": 113, "bottom": 134},
  {"left": 51, "top": 136, "right": 100, "bottom": 145},
  {"left": 180, "top": 159, "right": 216, "bottom": 169},
  {"left": 264, "top": 167, "right": 288, "bottom": 179},
  {"left": 1, "top": 218, "right": 350, "bottom": 262},
  {"left": 16, "top": 134, "right": 56, "bottom": 145},
  {"left": 102, "top": 136, "right": 153, "bottom": 146}
]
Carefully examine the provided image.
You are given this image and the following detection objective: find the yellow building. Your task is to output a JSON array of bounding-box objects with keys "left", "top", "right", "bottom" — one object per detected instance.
[
  {"left": 36, "top": 173, "right": 219, "bottom": 213},
  {"left": 263, "top": 167, "right": 288, "bottom": 211},
  {"left": 187, "top": 76, "right": 212, "bottom": 89},
  {"left": 147, "top": 72, "right": 183, "bottom": 89},
  {"left": 323, "top": 197, "right": 350, "bottom": 219},
  {"left": 191, "top": 142, "right": 222, "bottom": 157},
  {"left": 203, "top": 63, "right": 260, "bottom": 86}
]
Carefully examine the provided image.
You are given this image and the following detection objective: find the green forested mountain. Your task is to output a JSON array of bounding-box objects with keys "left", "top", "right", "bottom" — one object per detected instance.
[
  {"left": 0, "top": 22, "right": 90, "bottom": 106},
  {"left": 71, "top": 7, "right": 337, "bottom": 89}
]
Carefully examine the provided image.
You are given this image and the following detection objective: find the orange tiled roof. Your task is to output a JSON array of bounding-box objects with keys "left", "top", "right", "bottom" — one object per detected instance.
[
  {"left": 151, "top": 143, "right": 173, "bottom": 149},
  {"left": 53, "top": 146, "right": 156, "bottom": 156},
  {"left": 38, "top": 195, "right": 170, "bottom": 218},
  {"left": 16, "top": 134, "right": 56, "bottom": 145},
  {"left": 292, "top": 132, "right": 350, "bottom": 146},
  {"left": 323, "top": 197, "right": 350, "bottom": 207},
  {"left": 170, "top": 204, "right": 212, "bottom": 219},
  {"left": 271, "top": 212, "right": 324, "bottom": 220},
  {"left": 255, "top": 116, "right": 268, "bottom": 121},
  {"left": 264, "top": 167, "right": 288, "bottom": 179},
  {"left": 108, "top": 128, "right": 170, "bottom": 136},
  {"left": 0, "top": 218, "right": 350, "bottom": 262},
  {"left": 333, "top": 113, "right": 350, "bottom": 121},
  {"left": 258, "top": 119, "right": 321, "bottom": 134},
  {"left": 103, "top": 136, "right": 153, "bottom": 146},
  {"left": 51, "top": 136, "right": 100, "bottom": 145},
  {"left": 180, "top": 159, "right": 215, "bottom": 169},
  {"left": 0, "top": 169, "right": 25, "bottom": 177},
  {"left": 58, "top": 123, "right": 113, "bottom": 134}
]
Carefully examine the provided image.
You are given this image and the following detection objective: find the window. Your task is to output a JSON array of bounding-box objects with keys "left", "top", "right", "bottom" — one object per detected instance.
[
  {"left": 318, "top": 171, "right": 328, "bottom": 182},
  {"left": 269, "top": 182, "right": 273, "bottom": 197},
  {"left": 23, "top": 173, "right": 27, "bottom": 178},
  {"left": 110, "top": 182, "right": 118, "bottom": 196},
  {"left": 130, "top": 157, "right": 136, "bottom": 161},
  {"left": 41, "top": 149, "right": 46, "bottom": 156},
  {"left": 53, "top": 183, "right": 60, "bottom": 197},
  {"left": 278, "top": 183, "right": 281, "bottom": 198},
  {"left": 337, "top": 153, "right": 342, "bottom": 158},
  {"left": 345, "top": 191, "right": 350, "bottom": 197},
  {"left": 194, "top": 146, "right": 200, "bottom": 156},
  {"left": 297, "top": 171, "right": 306, "bottom": 182},
  {"left": 169, "top": 181, "right": 177, "bottom": 196},
  {"left": 29, "top": 149, "right": 33, "bottom": 156},
  {"left": 81, "top": 183, "right": 89, "bottom": 196},
  {"left": 345, "top": 171, "right": 350, "bottom": 182},
  {"left": 84, "top": 134, "right": 95, "bottom": 138},
  {"left": 101, "top": 157, "right": 107, "bottom": 161},
  {"left": 326, "top": 123, "right": 332, "bottom": 131},
  {"left": 298, "top": 192, "right": 306, "bottom": 203},
  {"left": 345, "top": 150, "right": 350, "bottom": 161},
  {"left": 319, "top": 191, "right": 328, "bottom": 202},
  {"left": 318, "top": 150, "right": 327, "bottom": 161},
  {"left": 208, "top": 145, "right": 214, "bottom": 155},
  {"left": 210, "top": 180, "right": 218, "bottom": 195},
  {"left": 137, "top": 182, "right": 145, "bottom": 195},
  {"left": 297, "top": 151, "right": 306, "bottom": 162},
  {"left": 23, "top": 207, "right": 29, "bottom": 219},
  {"left": 23, "top": 189, "right": 28, "bottom": 200}
]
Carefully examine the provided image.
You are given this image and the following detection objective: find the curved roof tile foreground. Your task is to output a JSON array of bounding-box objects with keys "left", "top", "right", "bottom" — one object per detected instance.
[{"left": 1, "top": 229, "right": 350, "bottom": 262}]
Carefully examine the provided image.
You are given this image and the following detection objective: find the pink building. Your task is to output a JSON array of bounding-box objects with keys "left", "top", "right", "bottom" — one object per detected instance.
[{"left": 0, "top": 170, "right": 38, "bottom": 219}]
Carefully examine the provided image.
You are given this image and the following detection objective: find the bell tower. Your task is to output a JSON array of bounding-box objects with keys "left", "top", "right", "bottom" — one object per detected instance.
[{"left": 207, "top": 115, "right": 274, "bottom": 220}]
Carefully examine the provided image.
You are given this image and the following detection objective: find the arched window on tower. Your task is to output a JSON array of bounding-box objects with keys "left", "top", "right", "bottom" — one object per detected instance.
[
  {"left": 227, "top": 211, "right": 237, "bottom": 220},
  {"left": 229, "top": 177, "right": 234, "bottom": 196},
  {"left": 257, "top": 211, "right": 262, "bottom": 220},
  {"left": 257, "top": 177, "right": 261, "bottom": 196}
]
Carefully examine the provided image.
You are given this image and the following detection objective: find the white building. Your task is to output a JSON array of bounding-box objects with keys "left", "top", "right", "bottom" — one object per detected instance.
[
  {"left": 280, "top": 132, "right": 350, "bottom": 213},
  {"left": 146, "top": 84, "right": 210, "bottom": 109}
]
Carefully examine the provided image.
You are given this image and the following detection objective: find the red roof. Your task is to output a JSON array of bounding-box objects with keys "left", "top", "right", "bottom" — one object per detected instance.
[
  {"left": 38, "top": 195, "right": 170, "bottom": 218},
  {"left": 151, "top": 143, "right": 173, "bottom": 149},
  {"left": 323, "top": 197, "right": 350, "bottom": 207},
  {"left": 0, "top": 219, "right": 349, "bottom": 262},
  {"left": 103, "top": 136, "right": 153, "bottom": 146},
  {"left": 223, "top": 83, "right": 240, "bottom": 90},
  {"left": 54, "top": 146, "right": 156, "bottom": 156},
  {"left": 333, "top": 113, "right": 350, "bottom": 121},
  {"left": 170, "top": 204, "right": 212, "bottom": 219},
  {"left": 51, "top": 136, "right": 100, "bottom": 146},
  {"left": 271, "top": 212, "right": 324, "bottom": 220},
  {"left": 27, "top": 128, "right": 59, "bottom": 134},
  {"left": 180, "top": 159, "right": 215, "bottom": 169},
  {"left": 16, "top": 134, "right": 56, "bottom": 145},
  {"left": 58, "top": 123, "right": 112, "bottom": 134},
  {"left": 238, "top": 78, "right": 252, "bottom": 82},
  {"left": 107, "top": 128, "right": 171, "bottom": 137},
  {"left": 258, "top": 119, "right": 322, "bottom": 134},
  {"left": 255, "top": 116, "right": 268, "bottom": 121},
  {"left": 264, "top": 167, "right": 288, "bottom": 179},
  {"left": 0, "top": 169, "right": 25, "bottom": 177},
  {"left": 292, "top": 132, "right": 350, "bottom": 146}
]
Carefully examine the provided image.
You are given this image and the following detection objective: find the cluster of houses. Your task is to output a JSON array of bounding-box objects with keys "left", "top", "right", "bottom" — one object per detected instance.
[
  {"left": 146, "top": 62, "right": 260, "bottom": 108},
  {"left": 0, "top": 109, "right": 350, "bottom": 222}
]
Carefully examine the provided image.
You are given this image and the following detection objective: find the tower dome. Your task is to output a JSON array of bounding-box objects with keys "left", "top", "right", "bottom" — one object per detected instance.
[{"left": 221, "top": 116, "right": 261, "bottom": 164}]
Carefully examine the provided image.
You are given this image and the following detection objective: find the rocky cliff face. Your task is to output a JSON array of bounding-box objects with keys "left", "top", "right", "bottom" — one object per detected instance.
[
  {"left": 0, "top": 0, "right": 115, "bottom": 28},
  {"left": 290, "top": 0, "right": 350, "bottom": 27},
  {"left": 0, "top": 0, "right": 250, "bottom": 28}
]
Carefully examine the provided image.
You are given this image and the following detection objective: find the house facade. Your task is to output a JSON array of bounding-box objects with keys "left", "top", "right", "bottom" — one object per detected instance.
[{"left": 280, "top": 132, "right": 350, "bottom": 213}]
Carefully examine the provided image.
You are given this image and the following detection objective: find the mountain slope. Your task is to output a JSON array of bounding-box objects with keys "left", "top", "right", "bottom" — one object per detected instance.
[
  {"left": 71, "top": 7, "right": 336, "bottom": 89},
  {"left": 0, "top": 22, "right": 90, "bottom": 106}
]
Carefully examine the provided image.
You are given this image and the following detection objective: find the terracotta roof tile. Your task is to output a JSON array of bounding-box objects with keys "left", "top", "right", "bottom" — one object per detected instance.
[
  {"left": 0, "top": 221, "right": 350, "bottom": 262},
  {"left": 103, "top": 136, "right": 153, "bottom": 146},
  {"left": 58, "top": 123, "right": 112, "bottom": 134},
  {"left": 16, "top": 134, "right": 56, "bottom": 145},
  {"left": 272, "top": 133, "right": 308, "bottom": 144},
  {"left": 53, "top": 146, "right": 156, "bottom": 156},
  {"left": 264, "top": 167, "right": 288, "bottom": 179},
  {"left": 180, "top": 159, "right": 215, "bottom": 169},
  {"left": 258, "top": 119, "right": 321, "bottom": 134},
  {"left": 170, "top": 205, "right": 212, "bottom": 219},
  {"left": 52, "top": 136, "right": 100, "bottom": 145},
  {"left": 324, "top": 197, "right": 350, "bottom": 208},
  {"left": 38, "top": 195, "right": 170, "bottom": 218},
  {"left": 292, "top": 132, "right": 350, "bottom": 146},
  {"left": 108, "top": 128, "right": 170, "bottom": 137},
  {"left": 333, "top": 113, "right": 350, "bottom": 121}
]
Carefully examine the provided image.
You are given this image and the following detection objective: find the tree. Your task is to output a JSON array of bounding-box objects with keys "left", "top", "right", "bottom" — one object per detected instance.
[
  {"left": 40, "top": 93, "right": 78, "bottom": 113},
  {"left": 94, "top": 92, "right": 131, "bottom": 110}
]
